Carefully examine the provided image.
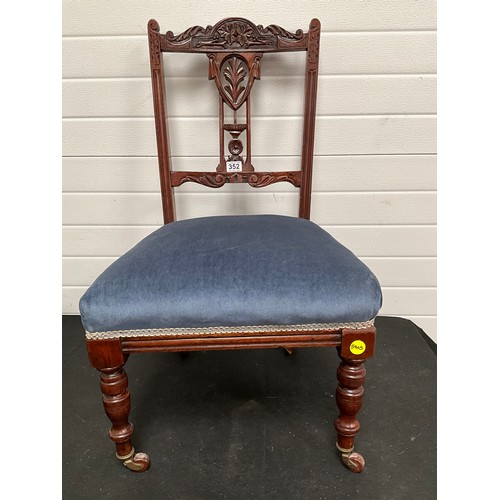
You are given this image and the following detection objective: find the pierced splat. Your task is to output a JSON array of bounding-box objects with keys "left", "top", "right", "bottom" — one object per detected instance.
[
  {"left": 209, "top": 53, "right": 261, "bottom": 110},
  {"left": 208, "top": 52, "right": 261, "bottom": 172}
]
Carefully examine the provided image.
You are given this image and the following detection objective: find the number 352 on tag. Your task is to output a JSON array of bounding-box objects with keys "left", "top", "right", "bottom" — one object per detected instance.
[{"left": 227, "top": 161, "right": 243, "bottom": 172}]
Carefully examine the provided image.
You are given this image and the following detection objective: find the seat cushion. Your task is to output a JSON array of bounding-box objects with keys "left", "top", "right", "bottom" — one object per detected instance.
[{"left": 80, "top": 215, "right": 382, "bottom": 337}]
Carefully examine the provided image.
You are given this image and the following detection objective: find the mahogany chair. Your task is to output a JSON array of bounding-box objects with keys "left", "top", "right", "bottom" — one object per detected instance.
[{"left": 80, "top": 17, "right": 382, "bottom": 474}]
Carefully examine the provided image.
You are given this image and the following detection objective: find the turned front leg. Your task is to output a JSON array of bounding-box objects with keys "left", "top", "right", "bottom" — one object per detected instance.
[
  {"left": 99, "top": 366, "right": 150, "bottom": 472},
  {"left": 334, "top": 327, "right": 376, "bottom": 473},
  {"left": 334, "top": 357, "right": 366, "bottom": 472}
]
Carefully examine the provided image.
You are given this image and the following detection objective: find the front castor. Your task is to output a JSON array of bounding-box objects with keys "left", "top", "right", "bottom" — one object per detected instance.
[
  {"left": 117, "top": 448, "right": 151, "bottom": 472},
  {"left": 341, "top": 451, "right": 365, "bottom": 473},
  {"left": 336, "top": 443, "right": 365, "bottom": 473}
]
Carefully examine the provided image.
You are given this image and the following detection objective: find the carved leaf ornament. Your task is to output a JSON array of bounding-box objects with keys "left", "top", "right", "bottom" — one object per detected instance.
[{"left": 223, "top": 57, "right": 247, "bottom": 104}]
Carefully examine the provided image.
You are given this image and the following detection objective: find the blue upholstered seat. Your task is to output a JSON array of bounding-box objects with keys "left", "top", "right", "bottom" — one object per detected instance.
[{"left": 80, "top": 215, "right": 382, "bottom": 336}]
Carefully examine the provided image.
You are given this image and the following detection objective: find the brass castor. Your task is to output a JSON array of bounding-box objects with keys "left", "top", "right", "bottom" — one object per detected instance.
[
  {"left": 283, "top": 347, "right": 294, "bottom": 355},
  {"left": 341, "top": 451, "right": 365, "bottom": 473},
  {"left": 117, "top": 448, "right": 150, "bottom": 472},
  {"left": 337, "top": 444, "right": 365, "bottom": 473}
]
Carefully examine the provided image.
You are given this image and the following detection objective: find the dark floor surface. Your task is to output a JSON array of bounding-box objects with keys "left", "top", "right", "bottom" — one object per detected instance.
[{"left": 63, "top": 316, "right": 436, "bottom": 500}]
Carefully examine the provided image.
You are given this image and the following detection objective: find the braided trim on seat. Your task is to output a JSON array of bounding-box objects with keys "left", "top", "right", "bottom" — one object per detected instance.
[{"left": 85, "top": 319, "right": 376, "bottom": 340}]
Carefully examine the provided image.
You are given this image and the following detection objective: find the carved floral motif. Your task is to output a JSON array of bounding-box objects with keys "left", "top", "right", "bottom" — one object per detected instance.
[
  {"left": 165, "top": 18, "right": 305, "bottom": 51},
  {"left": 217, "top": 22, "right": 256, "bottom": 48}
]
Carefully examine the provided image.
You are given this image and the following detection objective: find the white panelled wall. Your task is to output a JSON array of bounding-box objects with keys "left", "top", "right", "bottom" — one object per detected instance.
[{"left": 62, "top": 1, "right": 437, "bottom": 341}]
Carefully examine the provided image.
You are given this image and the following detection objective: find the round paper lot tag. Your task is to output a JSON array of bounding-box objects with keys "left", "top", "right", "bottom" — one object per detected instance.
[{"left": 349, "top": 340, "right": 366, "bottom": 355}]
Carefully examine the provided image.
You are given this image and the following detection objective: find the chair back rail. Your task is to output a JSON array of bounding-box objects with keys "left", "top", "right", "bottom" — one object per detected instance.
[{"left": 147, "top": 18, "right": 320, "bottom": 223}]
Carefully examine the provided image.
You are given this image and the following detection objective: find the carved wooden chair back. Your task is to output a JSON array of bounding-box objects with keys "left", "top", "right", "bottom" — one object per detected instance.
[{"left": 147, "top": 17, "right": 321, "bottom": 223}]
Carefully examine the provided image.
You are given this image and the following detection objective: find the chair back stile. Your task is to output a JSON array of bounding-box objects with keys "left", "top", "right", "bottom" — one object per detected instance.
[{"left": 147, "top": 18, "right": 321, "bottom": 224}]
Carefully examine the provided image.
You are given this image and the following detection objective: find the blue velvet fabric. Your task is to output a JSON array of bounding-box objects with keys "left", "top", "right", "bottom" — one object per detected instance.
[{"left": 80, "top": 215, "right": 382, "bottom": 333}]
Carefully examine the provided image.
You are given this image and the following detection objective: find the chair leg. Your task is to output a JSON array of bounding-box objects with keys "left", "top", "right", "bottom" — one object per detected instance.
[
  {"left": 334, "top": 355, "right": 366, "bottom": 473},
  {"left": 99, "top": 365, "right": 150, "bottom": 472}
]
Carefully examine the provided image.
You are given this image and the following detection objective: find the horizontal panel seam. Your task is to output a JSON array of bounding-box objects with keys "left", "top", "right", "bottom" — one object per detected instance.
[
  {"left": 62, "top": 114, "right": 437, "bottom": 121},
  {"left": 61, "top": 223, "right": 437, "bottom": 228},
  {"left": 63, "top": 74, "right": 438, "bottom": 83},
  {"left": 62, "top": 153, "right": 438, "bottom": 158},
  {"left": 391, "top": 315, "right": 436, "bottom": 318},
  {"left": 62, "top": 255, "right": 437, "bottom": 260},
  {"left": 62, "top": 190, "right": 437, "bottom": 195},
  {"left": 62, "top": 31, "right": 437, "bottom": 40},
  {"left": 61, "top": 190, "right": 438, "bottom": 194},
  {"left": 62, "top": 255, "right": 437, "bottom": 259},
  {"left": 61, "top": 224, "right": 437, "bottom": 229},
  {"left": 62, "top": 285, "right": 436, "bottom": 290},
  {"left": 380, "top": 286, "right": 436, "bottom": 290},
  {"left": 62, "top": 153, "right": 438, "bottom": 159},
  {"left": 63, "top": 113, "right": 437, "bottom": 119},
  {"left": 62, "top": 73, "right": 438, "bottom": 81}
]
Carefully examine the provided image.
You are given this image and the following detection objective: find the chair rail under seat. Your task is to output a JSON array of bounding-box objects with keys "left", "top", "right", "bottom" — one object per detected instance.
[
  {"left": 90, "top": 324, "right": 376, "bottom": 355},
  {"left": 120, "top": 332, "right": 344, "bottom": 353},
  {"left": 87, "top": 322, "right": 377, "bottom": 353}
]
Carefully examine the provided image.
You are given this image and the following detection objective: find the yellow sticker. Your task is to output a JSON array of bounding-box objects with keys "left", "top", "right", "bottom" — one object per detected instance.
[{"left": 349, "top": 340, "right": 366, "bottom": 355}]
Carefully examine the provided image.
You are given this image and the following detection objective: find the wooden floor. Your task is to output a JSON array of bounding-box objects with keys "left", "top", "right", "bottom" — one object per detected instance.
[{"left": 62, "top": 316, "right": 436, "bottom": 499}]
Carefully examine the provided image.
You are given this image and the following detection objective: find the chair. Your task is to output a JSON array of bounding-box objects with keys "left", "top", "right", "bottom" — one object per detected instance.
[{"left": 80, "top": 17, "right": 382, "bottom": 474}]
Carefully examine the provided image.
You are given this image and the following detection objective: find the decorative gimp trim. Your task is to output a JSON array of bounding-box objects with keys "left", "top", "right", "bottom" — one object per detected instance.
[{"left": 85, "top": 319, "right": 375, "bottom": 340}]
